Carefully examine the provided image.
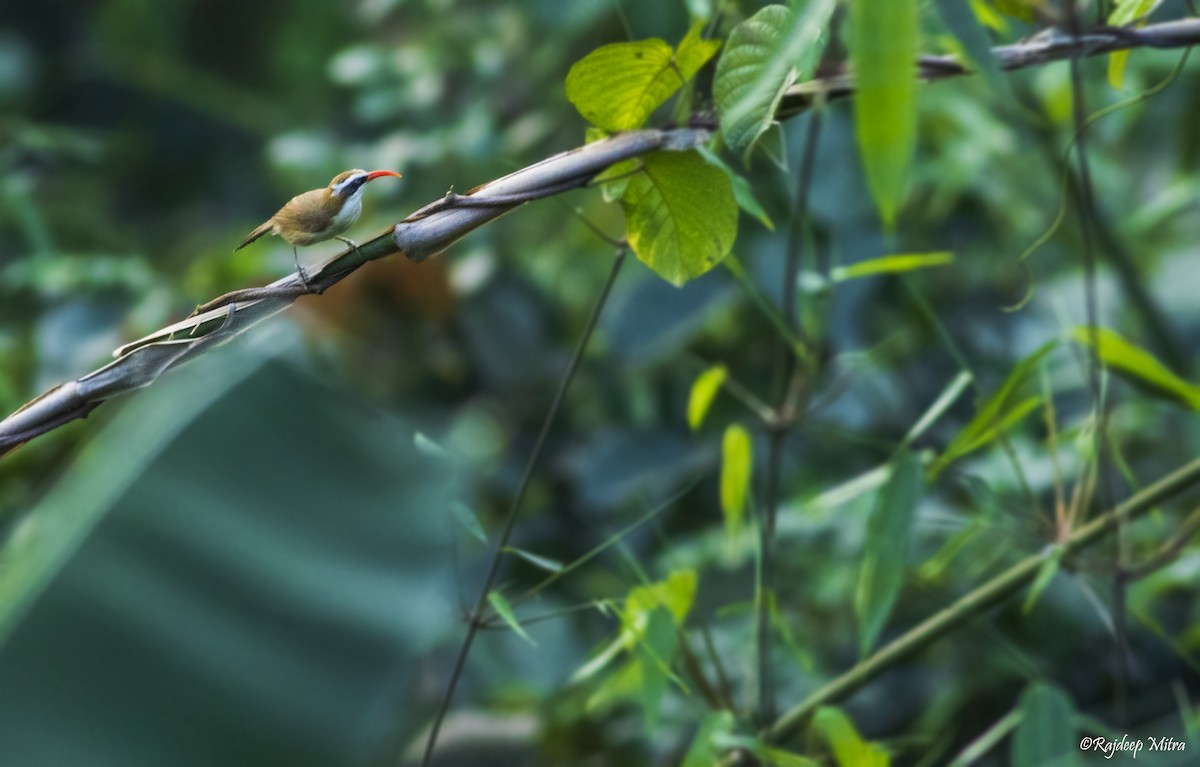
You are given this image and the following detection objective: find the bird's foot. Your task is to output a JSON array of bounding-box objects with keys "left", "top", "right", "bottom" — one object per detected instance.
[{"left": 335, "top": 235, "right": 361, "bottom": 254}]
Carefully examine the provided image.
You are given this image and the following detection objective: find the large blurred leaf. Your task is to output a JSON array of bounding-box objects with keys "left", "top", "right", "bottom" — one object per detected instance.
[
  {"left": 713, "top": 2, "right": 835, "bottom": 162},
  {"left": 621, "top": 150, "right": 738, "bottom": 286},
  {"left": 565, "top": 22, "right": 719, "bottom": 131},
  {"left": 1011, "top": 683, "right": 1078, "bottom": 767},
  {"left": 0, "top": 346, "right": 460, "bottom": 767},
  {"left": 0, "top": 346, "right": 268, "bottom": 645},
  {"left": 850, "top": 0, "right": 919, "bottom": 226},
  {"left": 856, "top": 449, "right": 924, "bottom": 656},
  {"left": 1072, "top": 326, "right": 1200, "bottom": 410}
]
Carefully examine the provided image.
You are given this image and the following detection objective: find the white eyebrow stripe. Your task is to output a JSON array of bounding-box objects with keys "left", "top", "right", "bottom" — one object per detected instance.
[{"left": 332, "top": 173, "right": 368, "bottom": 196}]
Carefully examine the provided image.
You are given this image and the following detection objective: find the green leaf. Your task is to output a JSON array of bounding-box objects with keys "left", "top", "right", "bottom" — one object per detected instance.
[
  {"left": 850, "top": 0, "right": 920, "bottom": 227},
  {"left": 990, "top": 0, "right": 1036, "bottom": 22},
  {"left": 720, "top": 424, "right": 753, "bottom": 539},
  {"left": 1072, "top": 326, "right": 1200, "bottom": 410},
  {"left": 758, "top": 747, "right": 824, "bottom": 767},
  {"left": 969, "top": 0, "right": 1010, "bottom": 33},
  {"left": 856, "top": 449, "right": 924, "bottom": 656},
  {"left": 832, "top": 252, "right": 954, "bottom": 281},
  {"left": 1105, "top": 0, "right": 1160, "bottom": 90},
  {"left": 713, "top": 2, "right": 835, "bottom": 161},
  {"left": 933, "top": 0, "right": 1005, "bottom": 91},
  {"left": 572, "top": 570, "right": 697, "bottom": 683},
  {"left": 698, "top": 145, "right": 775, "bottom": 230},
  {"left": 1109, "top": 0, "right": 1161, "bottom": 25},
  {"left": 635, "top": 607, "right": 678, "bottom": 733},
  {"left": 688, "top": 364, "right": 728, "bottom": 430},
  {"left": 488, "top": 590, "right": 537, "bottom": 647},
  {"left": 503, "top": 546, "right": 563, "bottom": 573},
  {"left": 1011, "top": 684, "right": 1078, "bottom": 767},
  {"left": 675, "top": 20, "right": 723, "bottom": 84},
  {"left": 930, "top": 342, "right": 1057, "bottom": 477},
  {"left": 1023, "top": 545, "right": 1064, "bottom": 613},
  {"left": 811, "top": 707, "right": 891, "bottom": 767},
  {"left": 621, "top": 150, "right": 738, "bottom": 286},
  {"left": 565, "top": 23, "right": 719, "bottom": 131},
  {"left": 903, "top": 371, "right": 973, "bottom": 447},
  {"left": 413, "top": 431, "right": 452, "bottom": 460},
  {"left": 449, "top": 500, "right": 487, "bottom": 544},
  {"left": 683, "top": 711, "right": 738, "bottom": 767}
]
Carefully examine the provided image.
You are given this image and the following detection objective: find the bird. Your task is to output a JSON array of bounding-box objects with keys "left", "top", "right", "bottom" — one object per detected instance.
[{"left": 235, "top": 168, "right": 402, "bottom": 282}]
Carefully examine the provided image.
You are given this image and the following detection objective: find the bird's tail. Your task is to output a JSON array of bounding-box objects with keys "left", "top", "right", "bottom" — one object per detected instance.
[{"left": 234, "top": 220, "right": 274, "bottom": 251}]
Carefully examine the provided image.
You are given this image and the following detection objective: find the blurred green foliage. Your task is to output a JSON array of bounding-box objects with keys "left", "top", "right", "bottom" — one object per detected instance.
[{"left": 2, "top": 1, "right": 1200, "bottom": 766}]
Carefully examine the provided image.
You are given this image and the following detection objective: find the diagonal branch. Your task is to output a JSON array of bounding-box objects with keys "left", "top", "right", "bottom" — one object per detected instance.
[
  {"left": 4, "top": 18, "right": 1199, "bottom": 456},
  {"left": 779, "top": 19, "right": 1200, "bottom": 116},
  {"left": 762, "top": 455, "right": 1200, "bottom": 747},
  {"left": 0, "top": 129, "right": 708, "bottom": 456}
]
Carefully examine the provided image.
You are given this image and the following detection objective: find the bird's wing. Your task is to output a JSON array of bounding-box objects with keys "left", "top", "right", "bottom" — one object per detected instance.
[{"left": 271, "top": 189, "right": 331, "bottom": 235}]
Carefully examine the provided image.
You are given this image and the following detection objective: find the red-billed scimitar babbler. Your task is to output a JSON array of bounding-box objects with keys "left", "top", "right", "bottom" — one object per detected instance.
[{"left": 236, "top": 169, "right": 402, "bottom": 280}]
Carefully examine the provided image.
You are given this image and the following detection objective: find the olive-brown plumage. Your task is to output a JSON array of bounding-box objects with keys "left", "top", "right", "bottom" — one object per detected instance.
[{"left": 236, "top": 169, "right": 402, "bottom": 276}]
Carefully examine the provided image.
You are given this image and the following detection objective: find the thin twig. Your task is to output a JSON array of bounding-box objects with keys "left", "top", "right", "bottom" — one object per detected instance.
[
  {"left": 418, "top": 247, "right": 627, "bottom": 767},
  {"left": 755, "top": 112, "right": 821, "bottom": 726},
  {"left": 1121, "top": 506, "right": 1200, "bottom": 581}
]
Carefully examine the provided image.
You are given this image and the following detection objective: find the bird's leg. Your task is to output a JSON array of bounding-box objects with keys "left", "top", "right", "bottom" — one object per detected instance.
[{"left": 293, "top": 247, "right": 311, "bottom": 290}]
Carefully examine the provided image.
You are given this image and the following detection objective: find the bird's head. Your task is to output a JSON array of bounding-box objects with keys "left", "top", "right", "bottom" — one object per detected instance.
[{"left": 327, "top": 169, "right": 402, "bottom": 200}]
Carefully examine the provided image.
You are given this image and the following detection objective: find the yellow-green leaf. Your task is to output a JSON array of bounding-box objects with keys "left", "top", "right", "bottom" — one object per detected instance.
[
  {"left": 565, "top": 24, "right": 719, "bottom": 131},
  {"left": 1073, "top": 326, "right": 1200, "bottom": 409},
  {"left": 811, "top": 707, "right": 891, "bottom": 767},
  {"left": 488, "top": 591, "right": 536, "bottom": 647},
  {"left": 621, "top": 150, "right": 737, "bottom": 286},
  {"left": 571, "top": 570, "right": 698, "bottom": 685},
  {"left": 990, "top": 0, "right": 1036, "bottom": 22},
  {"left": 969, "top": 0, "right": 1009, "bottom": 33},
  {"left": 713, "top": 2, "right": 835, "bottom": 162},
  {"left": 856, "top": 450, "right": 924, "bottom": 656},
  {"left": 833, "top": 252, "right": 954, "bottom": 282},
  {"left": 1109, "top": 0, "right": 1161, "bottom": 25},
  {"left": 675, "top": 20, "right": 722, "bottom": 83},
  {"left": 1106, "top": 2, "right": 1162, "bottom": 89},
  {"left": 850, "top": 0, "right": 919, "bottom": 227},
  {"left": 720, "top": 424, "right": 753, "bottom": 539},
  {"left": 688, "top": 364, "right": 728, "bottom": 430}
]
